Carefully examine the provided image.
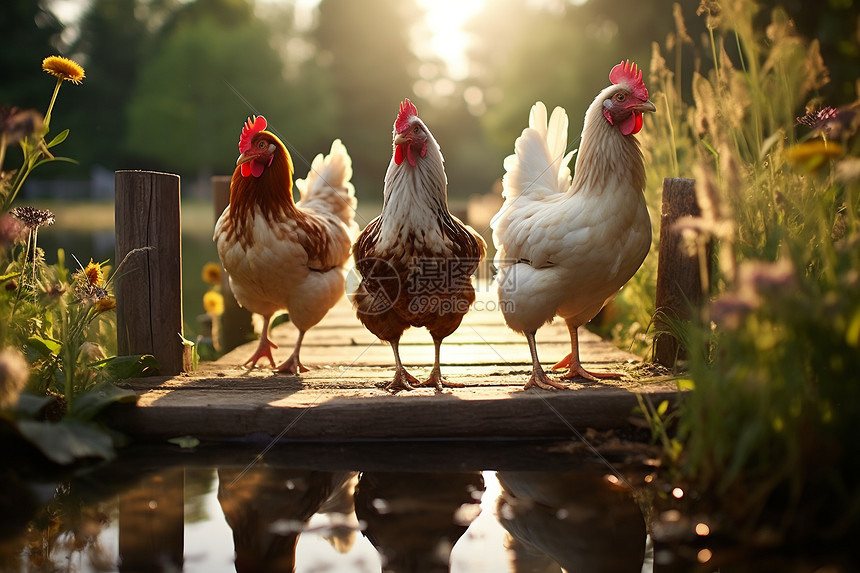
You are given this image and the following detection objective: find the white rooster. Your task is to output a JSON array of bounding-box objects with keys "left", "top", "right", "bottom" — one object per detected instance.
[{"left": 491, "top": 60, "right": 655, "bottom": 390}]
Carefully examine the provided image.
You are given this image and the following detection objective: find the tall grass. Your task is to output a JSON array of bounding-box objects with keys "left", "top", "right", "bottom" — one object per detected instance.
[{"left": 632, "top": 0, "right": 860, "bottom": 541}]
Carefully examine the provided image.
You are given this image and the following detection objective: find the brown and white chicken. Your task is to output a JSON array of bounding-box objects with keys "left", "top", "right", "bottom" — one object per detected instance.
[
  {"left": 214, "top": 116, "right": 357, "bottom": 374},
  {"left": 491, "top": 61, "right": 655, "bottom": 390},
  {"left": 352, "top": 99, "right": 486, "bottom": 392}
]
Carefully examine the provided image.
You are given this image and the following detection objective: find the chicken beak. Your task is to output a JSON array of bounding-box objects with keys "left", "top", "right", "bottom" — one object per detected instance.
[
  {"left": 393, "top": 133, "right": 410, "bottom": 146},
  {"left": 636, "top": 100, "right": 657, "bottom": 114},
  {"left": 236, "top": 152, "right": 253, "bottom": 166}
]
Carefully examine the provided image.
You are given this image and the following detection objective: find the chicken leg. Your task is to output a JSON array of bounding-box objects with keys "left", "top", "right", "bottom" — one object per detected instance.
[
  {"left": 382, "top": 339, "right": 419, "bottom": 393},
  {"left": 524, "top": 331, "right": 570, "bottom": 390},
  {"left": 413, "top": 337, "right": 465, "bottom": 391},
  {"left": 243, "top": 315, "right": 277, "bottom": 369},
  {"left": 274, "top": 330, "right": 309, "bottom": 374},
  {"left": 551, "top": 321, "right": 620, "bottom": 381}
]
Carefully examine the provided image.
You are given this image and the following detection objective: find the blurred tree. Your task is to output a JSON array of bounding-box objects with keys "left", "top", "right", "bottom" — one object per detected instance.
[
  {"left": 0, "top": 0, "right": 64, "bottom": 110},
  {"left": 59, "top": 0, "right": 149, "bottom": 174},
  {"left": 124, "top": 2, "right": 335, "bottom": 188},
  {"left": 467, "top": 0, "right": 692, "bottom": 157},
  {"left": 312, "top": 0, "right": 420, "bottom": 197}
]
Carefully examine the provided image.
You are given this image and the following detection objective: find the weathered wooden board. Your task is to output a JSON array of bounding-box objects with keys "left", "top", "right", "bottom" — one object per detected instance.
[{"left": 109, "top": 291, "right": 680, "bottom": 442}]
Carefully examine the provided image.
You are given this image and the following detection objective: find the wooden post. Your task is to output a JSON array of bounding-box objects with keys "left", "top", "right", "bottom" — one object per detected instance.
[
  {"left": 115, "top": 170, "right": 191, "bottom": 375},
  {"left": 654, "top": 177, "right": 708, "bottom": 368},
  {"left": 119, "top": 468, "right": 185, "bottom": 572},
  {"left": 212, "top": 176, "right": 255, "bottom": 353}
]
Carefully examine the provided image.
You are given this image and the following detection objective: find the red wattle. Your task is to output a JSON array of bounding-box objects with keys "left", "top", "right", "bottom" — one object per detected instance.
[
  {"left": 618, "top": 112, "right": 638, "bottom": 136},
  {"left": 241, "top": 162, "right": 251, "bottom": 177},
  {"left": 395, "top": 144, "right": 404, "bottom": 165},
  {"left": 633, "top": 112, "right": 643, "bottom": 134}
]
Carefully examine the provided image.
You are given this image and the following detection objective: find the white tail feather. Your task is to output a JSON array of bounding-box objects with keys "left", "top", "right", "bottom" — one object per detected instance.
[
  {"left": 295, "top": 139, "right": 357, "bottom": 229},
  {"left": 500, "top": 102, "right": 573, "bottom": 202}
]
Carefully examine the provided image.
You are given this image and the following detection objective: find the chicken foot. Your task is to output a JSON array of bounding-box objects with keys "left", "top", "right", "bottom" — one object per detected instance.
[
  {"left": 523, "top": 331, "right": 570, "bottom": 390},
  {"left": 413, "top": 337, "right": 464, "bottom": 391},
  {"left": 242, "top": 315, "right": 278, "bottom": 369},
  {"left": 552, "top": 323, "right": 620, "bottom": 381},
  {"left": 382, "top": 340, "right": 419, "bottom": 393},
  {"left": 274, "top": 330, "right": 309, "bottom": 375}
]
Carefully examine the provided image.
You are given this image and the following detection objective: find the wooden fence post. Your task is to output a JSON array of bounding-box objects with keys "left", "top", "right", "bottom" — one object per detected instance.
[
  {"left": 115, "top": 170, "right": 191, "bottom": 375},
  {"left": 119, "top": 467, "right": 185, "bottom": 572},
  {"left": 212, "top": 176, "right": 255, "bottom": 353},
  {"left": 654, "top": 177, "right": 708, "bottom": 368}
]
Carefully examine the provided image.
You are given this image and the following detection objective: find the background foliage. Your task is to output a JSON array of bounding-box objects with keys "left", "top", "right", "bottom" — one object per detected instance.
[{"left": 2, "top": 0, "right": 857, "bottom": 201}]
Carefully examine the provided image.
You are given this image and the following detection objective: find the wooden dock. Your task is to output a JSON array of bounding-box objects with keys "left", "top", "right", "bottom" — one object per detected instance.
[{"left": 108, "top": 289, "right": 679, "bottom": 443}]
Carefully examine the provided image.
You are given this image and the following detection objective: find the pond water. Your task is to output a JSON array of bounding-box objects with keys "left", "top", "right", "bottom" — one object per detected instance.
[{"left": 2, "top": 439, "right": 666, "bottom": 573}]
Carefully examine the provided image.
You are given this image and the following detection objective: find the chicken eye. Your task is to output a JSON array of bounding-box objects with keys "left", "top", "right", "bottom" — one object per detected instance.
[
  {"left": 413, "top": 126, "right": 420, "bottom": 134},
  {"left": 616, "top": 93, "right": 626, "bottom": 102},
  {"left": 258, "top": 140, "right": 266, "bottom": 149}
]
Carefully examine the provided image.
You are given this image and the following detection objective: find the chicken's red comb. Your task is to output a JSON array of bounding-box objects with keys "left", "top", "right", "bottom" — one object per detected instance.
[
  {"left": 395, "top": 99, "right": 418, "bottom": 133},
  {"left": 239, "top": 115, "right": 267, "bottom": 153},
  {"left": 609, "top": 60, "right": 648, "bottom": 101}
]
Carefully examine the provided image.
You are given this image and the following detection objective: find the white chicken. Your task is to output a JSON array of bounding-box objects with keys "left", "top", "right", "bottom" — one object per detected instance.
[{"left": 491, "top": 60, "right": 655, "bottom": 390}]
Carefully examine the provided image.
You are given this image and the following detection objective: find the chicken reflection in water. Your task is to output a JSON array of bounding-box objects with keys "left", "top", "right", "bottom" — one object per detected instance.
[
  {"left": 355, "top": 471, "right": 485, "bottom": 572},
  {"left": 495, "top": 470, "right": 646, "bottom": 572},
  {"left": 217, "top": 467, "right": 359, "bottom": 573}
]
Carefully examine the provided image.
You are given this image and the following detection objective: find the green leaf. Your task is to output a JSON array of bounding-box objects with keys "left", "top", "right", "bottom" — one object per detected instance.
[
  {"left": 15, "top": 393, "right": 55, "bottom": 418},
  {"left": 69, "top": 381, "right": 138, "bottom": 422},
  {"left": 0, "top": 271, "right": 22, "bottom": 282},
  {"left": 91, "top": 354, "right": 159, "bottom": 379},
  {"left": 657, "top": 400, "right": 669, "bottom": 416},
  {"left": 26, "top": 336, "right": 62, "bottom": 358},
  {"left": 16, "top": 420, "right": 116, "bottom": 464},
  {"left": 32, "top": 156, "right": 78, "bottom": 169},
  {"left": 168, "top": 435, "right": 200, "bottom": 449},
  {"left": 46, "top": 129, "right": 69, "bottom": 148}
]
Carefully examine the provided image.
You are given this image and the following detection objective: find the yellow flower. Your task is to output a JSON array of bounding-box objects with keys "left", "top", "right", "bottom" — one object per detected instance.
[
  {"left": 203, "top": 290, "right": 224, "bottom": 316},
  {"left": 42, "top": 56, "right": 85, "bottom": 84},
  {"left": 83, "top": 259, "right": 105, "bottom": 287},
  {"left": 786, "top": 140, "right": 843, "bottom": 173},
  {"left": 202, "top": 262, "right": 222, "bottom": 285},
  {"left": 95, "top": 297, "right": 116, "bottom": 313}
]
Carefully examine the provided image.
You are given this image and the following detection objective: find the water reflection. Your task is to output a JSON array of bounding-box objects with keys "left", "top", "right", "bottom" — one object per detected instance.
[
  {"left": 495, "top": 471, "right": 646, "bottom": 572},
  {"left": 355, "top": 472, "right": 484, "bottom": 572},
  {"left": 217, "top": 468, "right": 357, "bottom": 573},
  {"left": 0, "top": 458, "right": 653, "bottom": 572}
]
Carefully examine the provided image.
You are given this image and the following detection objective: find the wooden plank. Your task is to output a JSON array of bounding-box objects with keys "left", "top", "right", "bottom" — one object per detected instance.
[
  {"left": 109, "top": 287, "right": 680, "bottom": 441},
  {"left": 115, "top": 170, "right": 191, "bottom": 375}
]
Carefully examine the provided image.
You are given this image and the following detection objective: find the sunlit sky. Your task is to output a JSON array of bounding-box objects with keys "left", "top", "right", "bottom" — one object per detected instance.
[{"left": 48, "top": 0, "right": 487, "bottom": 80}]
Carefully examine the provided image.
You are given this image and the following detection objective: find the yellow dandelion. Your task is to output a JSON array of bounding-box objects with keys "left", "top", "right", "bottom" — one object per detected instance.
[
  {"left": 202, "top": 262, "right": 222, "bottom": 285},
  {"left": 203, "top": 290, "right": 224, "bottom": 316},
  {"left": 786, "top": 140, "right": 843, "bottom": 173},
  {"left": 83, "top": 259, "right": 105, "bottom": 287},
  {"left": 95, "top": 297, "right": 116, "bottom": 313},
  {"left": 42, "top": 56, "right": 85, "bottom": 84}
]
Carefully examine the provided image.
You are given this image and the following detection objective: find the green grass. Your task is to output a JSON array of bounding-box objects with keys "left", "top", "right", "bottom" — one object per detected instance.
[{"left": 629, "top": 0, "right": 860, "bottom": 545}]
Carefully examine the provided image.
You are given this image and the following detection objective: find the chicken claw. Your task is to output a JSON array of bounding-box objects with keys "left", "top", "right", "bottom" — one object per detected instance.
[
  {"left": 273, "top": 331, "right": 309, "bottom": 375},
  {"left": 242, "top": 337, "right": 278, "bottom": 370},
  {"left": 524, "top": 366, "right": 571, "bottom": 391},
  {"left": 412, "top": 338, "right": 464, "bottom": 391},
  {"left": 382, "top": 366, "right": 419, "bottom": 393},
  {"left": 413, "top": 366, "right": 465, "bottom": 392},
  {"left": 274, "top": 353, "right": 308, "bottom": 375},
  {"left": 552, "top": 353, "right": 620, "bottom": 381}
]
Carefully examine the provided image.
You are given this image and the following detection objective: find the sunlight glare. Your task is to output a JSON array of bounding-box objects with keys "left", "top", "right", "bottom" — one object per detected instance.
[{"left": 417, "top": 0, "right": 486, "bottom": 80}]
